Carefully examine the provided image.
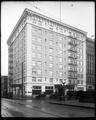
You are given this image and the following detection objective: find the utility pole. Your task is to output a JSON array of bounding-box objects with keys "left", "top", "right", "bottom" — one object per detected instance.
[
  {"left": 22, "top": 62, "right": 23, "bottom": 98},
  {"left": 60, "top": 1, "right": 61, "bottom": 22}
]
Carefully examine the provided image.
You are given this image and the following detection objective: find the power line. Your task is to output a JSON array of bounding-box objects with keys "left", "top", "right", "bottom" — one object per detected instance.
[
  {"left": 25, "top": 2, "right": 60, "bottom": 21},
  {"left": 60, "top": 1, "right": 61, "bottom": 22}
]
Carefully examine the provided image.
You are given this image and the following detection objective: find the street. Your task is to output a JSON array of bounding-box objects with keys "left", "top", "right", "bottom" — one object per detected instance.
[{"left": 1, "top": 98, "right": 95, "bottom": 117}]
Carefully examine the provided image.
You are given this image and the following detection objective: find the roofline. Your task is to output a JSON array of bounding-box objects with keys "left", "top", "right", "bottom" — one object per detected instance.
[
  {"left": 26, "top": 8, "right": 87, "bottom": 35},
  {"left": 7, "top": 9, "right": 26, "bottom": 45},
  {"left": 7, "top": 8, "right": 87, "bottom": 45}
]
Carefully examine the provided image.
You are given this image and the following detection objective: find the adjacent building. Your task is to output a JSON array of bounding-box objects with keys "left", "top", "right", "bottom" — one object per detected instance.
[
  {"left": 7, "top": 8, "right": 87, "bottom": 98},
  {"left": 86, "top": 38, "right": 95, "bottom": 90},
  {"left": 1, "top": 76, "right": 8, "bottom": 98}
]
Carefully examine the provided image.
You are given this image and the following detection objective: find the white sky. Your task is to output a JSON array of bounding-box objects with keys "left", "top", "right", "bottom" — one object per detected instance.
[{"left": 1, "top": 1, "right": 95, "bottom": 75}]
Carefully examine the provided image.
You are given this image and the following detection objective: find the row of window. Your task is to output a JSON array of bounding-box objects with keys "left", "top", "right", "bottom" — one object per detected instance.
[
  {"left": 68, "top": 59, "right": 77, "bottom": 64},
  {"left": 87, "top": 78, "right": 95, "bottom": 84},
  {"left": 68, "top": 38, "right": 83, "bottom": 46},
  {"left": 32, "top": 44, "right": 42, "bottom": 50},
  {"left": 32, "top": 52, "right": 42, "bottom": 58},
  {"left": 68, "top": 65, "right": 83, "bottom": 72},
  {"left": 77, "top": 74, "right": 83, "bottom": 78},
  {"left": 32, "top": 77, "right": 56, "bottom": 83},
  {"left": 31, "top": 77, "right": 63, "bottom": 82},
  {"left": 68, "top": 66, "right": 77, "bottom": 71},
  {"left": 32, "top": 49, "right": 63, "bottom": 57},
  {"left": 68, "top": 72, "right": 77, "bottom": 78},
  {"left": 87, "top": 69, "right": 95, "bottom": 74},
  {"left": 32, "top": 61, "right": 64, "bottom": 68},
  {"left": 31, "top": 18, "right": 84, "bottom": 41},
  {"left": 32, "top": 70, "right": 63, "bottom": 77},
  {"left": 68, "top": 79, "right": 84, "bottom": 85},
  {"left": 12, "top": 77, "right": 85, "bottom": 85},
  {"left": 68, "top": 52, "right": 83, "bottom": 59},
  {"left": 32, "top": 43, "right": 63, "bottom": 51}
]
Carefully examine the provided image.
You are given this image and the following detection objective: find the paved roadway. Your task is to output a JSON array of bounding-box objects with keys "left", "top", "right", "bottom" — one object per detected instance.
[{"left": 1, "top": 98, "right": 95, "bottom": 117}]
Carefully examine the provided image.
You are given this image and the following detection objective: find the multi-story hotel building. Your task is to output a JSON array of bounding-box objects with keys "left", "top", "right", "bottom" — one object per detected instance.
[
  {"left": 86, "top": 38, "right": 95, "bottom": 90},
  {"left": 7, "top": 8, "right": 87, "bottom": 97}
]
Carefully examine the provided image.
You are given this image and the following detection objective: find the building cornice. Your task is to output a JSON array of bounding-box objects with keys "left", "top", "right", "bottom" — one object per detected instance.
[
  {"left": 7, "top": 9, "right": 27, "bottom": 45},
  {"left": 25, "top": 8, "right": 87, "bottom": 35},
  {"left": 7, "top": 8, "right": 87, "bottom": 46}
]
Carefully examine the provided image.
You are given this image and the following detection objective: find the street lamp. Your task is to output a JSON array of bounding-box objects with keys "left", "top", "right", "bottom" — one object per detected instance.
[{"left": 62, "top": 81, "right": 66, "bottom": 101}]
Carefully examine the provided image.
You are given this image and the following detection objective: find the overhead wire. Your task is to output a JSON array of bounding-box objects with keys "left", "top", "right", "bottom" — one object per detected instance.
[{"left": 25, "top": 2, "right": 61, "bottom": 22}]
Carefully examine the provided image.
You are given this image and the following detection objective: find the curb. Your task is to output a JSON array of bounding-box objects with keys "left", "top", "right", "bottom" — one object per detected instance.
[{"left": 48, "top": 101, "right": 95, "bottom": 109}]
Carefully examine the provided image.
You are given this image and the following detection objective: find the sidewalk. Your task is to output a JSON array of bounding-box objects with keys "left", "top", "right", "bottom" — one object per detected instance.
[{"left": 48, "top": 99, "right": 95, "bottom": 109}]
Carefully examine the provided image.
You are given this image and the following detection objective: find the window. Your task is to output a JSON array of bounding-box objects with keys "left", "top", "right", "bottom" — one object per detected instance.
[
  {"left": 64, "top": 43, "right": 66, "bottom": 47},
  {"left": 77, "top": 68, "right": 79, "bottom": 72},
  {"left": 32, "top": 61, "right": 36, "bottom": 66},
  {"left": 56, "top": 71, "right": 58, "bottom": 74},
  {"left": 59, "top": 72, "right": 63, "bottom": 77},
  {"left": 60, "top": 79, "right": 63, "bottom": 83},
  {"left": 59, "top": 64, "right": 63, "bottom": 69},
  {"left": 49, "top": 32, "right": 54, "bottom": 38},
  {"left": 32, "top": 77, "right": 36, "bottom": 82},
  {"left": 58, "top": 50, "right": 62, "bottom": 55},
  {"left": 50, "top": 78, "right": 53, "bottom": 83},
  {"left": 59, "top": 57, "right": 62, "bottom": 62},
  {"left": 81, "top": 80, "right": 83, "bottom": 84},
  {"left": 37, "top": 61, "right": 41, "bottom": 66},
  {"left": 49, "top": 63, "right": 53, "bottom": 68},
  {"left": 37, "top": 70, "right": 41, "bottom": 75},
  {"left": 37, "top": 37, "right": 42, "bottom": 43},
  {"left": 32, "top": 71, "right": 36, "bottom": 75},
  {"left": 77, "top": 80, "right": 80, "bottom": 84},
  {"left": 68, "top": 66, "right": 74, "bottom": 71},
  {"left": 32, "top": 44, "right": 35, "bottom": 50},
  {"left": 45, "top": 38, "right": 47, "bottom": 42},
  {"left": 32, "top": 52, "right": 36, "bottom": 57},
  {"left": 77, "top": 54, "right": 80, "bottom": 59},
  {"left": 33, "top": 86, "right": 41, "bottom": 89},
  {"left": 68, "top": 38, "right": 71, "bottom": 43},
  {"left": 37, "top": 45, "right": 42, "bottom": 50},
  {"left": 49, "top": 48, "right": 53, "bottom": 54},
  {"left": 32, "top": 36, "right": 36, "bottom": 42},
  {"left": 49, "top": 40, "right": 53, "bottom": 46},
  {"left": 58, "top": 36, "right": 63, "bottom": 42},
  {"left": 49, "top": 71, "right": 53, "bottom": 76},
  {"left": 79, "top": 68, "right": 83, "bottom": 72},
  {"left": 37, "top": 29, "right": 42, "bottom": 34},
  {"left": 45, "top": 86, "right": 53, "bottom": 89},
  {"left": 49, "top": 55, "right": 53, "bottom": 61},
  {"left": 81, "top": 74, "right": 83, "bottom": 78},
  {"left": 58, "top": 43, "right": 62, "bottom": 49},
  {"left": 37, "top": 53, "right": 42, "bottom": 58},
  {"left": 45, "top": 70, "right": 47, "bottom": 74},
  {"left": 45, "top": 62, "right": 47, "bottom": 66},
  {"left": 64, "top": 72, "right": 66, "bottom": 75},
  {"left": 38, "top": 77, "right": 42, "bottom": 82},
  {"left": 45, "top": 54, "right": 47, "bottom": 58},
  {"left": 77, "top": 61, "right": 79, "bottom": 66},
  {"left": 80, "top": 55, "right": 83, "bottom": 59}
]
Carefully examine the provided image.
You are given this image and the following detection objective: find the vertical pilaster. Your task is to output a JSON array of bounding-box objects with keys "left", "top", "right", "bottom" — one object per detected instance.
[{"left": 83, "top": 36, "right": 87, "bottom": 91}]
